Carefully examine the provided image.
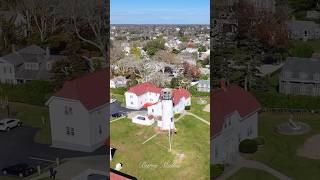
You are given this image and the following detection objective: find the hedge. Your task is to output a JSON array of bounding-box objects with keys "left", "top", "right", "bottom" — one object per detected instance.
[
  {"left": 253, "top": 91, "right": 320, "bottom": 109},
  {"left": 211, "top": 164, "right": 224, "bottom": 178},
  {"left": 0, "top": 81, "right": 54, "bottom": 106},
  {"left": 239, "top": 139, "right": 258, "bottom": 154}
]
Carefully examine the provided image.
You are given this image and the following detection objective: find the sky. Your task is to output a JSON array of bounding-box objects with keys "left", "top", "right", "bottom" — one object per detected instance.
[{"left": 111, "top": 0, "right": 210, "bottom": 25}]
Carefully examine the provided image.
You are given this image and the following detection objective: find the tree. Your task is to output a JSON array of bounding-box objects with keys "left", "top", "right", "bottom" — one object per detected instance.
[
  {"left": 144, "top": 38, "right": 165, "bottom": 57},
  {"left": 51, "top": 56, "right": 88, "bottom": 88},
  {"left": 65, "top": 0, "right": 108, "bottom": 61},
  {"left": 154, "top": 50, "right": 176, "bottom": 64},
  {"left": 198, "top": 44, "right": 207, "bottom": 52}
]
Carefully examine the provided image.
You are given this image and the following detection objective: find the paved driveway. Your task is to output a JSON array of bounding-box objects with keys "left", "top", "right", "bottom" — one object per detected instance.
[
  {"left": 109, "top": 101, "right": 140, "bottom": 116},
  {"left": 0, "top": 126, "right": 106, "bottom": 176}
]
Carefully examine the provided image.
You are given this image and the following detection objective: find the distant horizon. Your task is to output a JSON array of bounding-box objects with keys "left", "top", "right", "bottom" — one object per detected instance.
[{"left": 111, "top": 0, "right": 210, "bottom": 25}]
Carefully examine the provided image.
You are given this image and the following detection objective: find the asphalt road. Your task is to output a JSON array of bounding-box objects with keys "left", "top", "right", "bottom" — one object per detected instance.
[{"left": 0, "top": 126, "right": 106, "bottom": 176}]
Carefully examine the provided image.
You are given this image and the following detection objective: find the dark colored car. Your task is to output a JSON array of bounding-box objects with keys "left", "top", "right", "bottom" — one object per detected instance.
[
  {"left": 112, "top": 113, "right": 123, "bottom": 118},
  {"left": 2, "top": 163, "right": 36, "bottom": 177}
]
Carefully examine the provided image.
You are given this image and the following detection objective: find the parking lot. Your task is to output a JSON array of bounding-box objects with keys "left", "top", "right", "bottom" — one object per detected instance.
[{"left": 0, "top": 125, "right": 106, "bottom": 177}]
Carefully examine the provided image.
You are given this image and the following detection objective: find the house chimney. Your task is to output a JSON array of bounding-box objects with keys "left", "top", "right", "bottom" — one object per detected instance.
[
  {"left": 220, "top": 79, "right": 227, "bottom": 91},
  {"left": 46, "top": 47, "right": 50, "bottom": 59}
]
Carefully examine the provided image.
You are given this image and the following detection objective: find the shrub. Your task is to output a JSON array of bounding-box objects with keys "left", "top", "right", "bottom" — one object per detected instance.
[
  {"left": 253, "top": 136, "right": 265, "bottom": 146},
  {"left": 211, "top": 164, "right": 224, "bottom": 178},
  {"left": 185, "top": 106, "right": 191, "bottom": 110},
  {"left": 174, "top": 113, "right": 181, "bottom": 119},
  {"left": 239, "top": 139, "right": 258, "bottom": 153}
]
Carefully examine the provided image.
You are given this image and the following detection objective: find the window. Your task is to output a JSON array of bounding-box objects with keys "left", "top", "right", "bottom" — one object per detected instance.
[
  {"left": 131, "top": 102, "right": 133, "bottom": 105},
  {"left": 130, "top": 95, "right": 133, "bottom": 98},
  {"left": 171, "top": 118, "right": 173, "bottom": 122},
  {"left": 3, "top": 66, "right": 6, "bottom": 74},
  {"left": 99, "top": 125, "right": 102, "bottom": 134},
  {"left": 152, "top": 109, "right": 154, "bottom": 113},
  {"left": 238, "top": 133, "right": 241, "bottom": 142},
  {"left": 71, "top": 128, "right": 75, "bottom": 136},
  {"left": 64, "top": 106, "right": 73, "bottom": 115},
  {"left": 66, "top": 127, "right": 70, "bottom": 135},
  {"left": 9, "top": 67, "right": 12, "bottom": 74}
]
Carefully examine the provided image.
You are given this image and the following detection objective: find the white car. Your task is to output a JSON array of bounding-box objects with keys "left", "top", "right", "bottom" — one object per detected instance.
[
  {"left": 110, "top": 99, "right": 117, "bottom": 104},
  {"left": 0, "top": 119, "right": 22, "bottom": 131}
]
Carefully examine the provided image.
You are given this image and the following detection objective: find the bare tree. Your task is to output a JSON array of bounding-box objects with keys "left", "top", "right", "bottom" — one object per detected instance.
[{"left": 65, "top": 0, "right": 108, "bottom": 61}]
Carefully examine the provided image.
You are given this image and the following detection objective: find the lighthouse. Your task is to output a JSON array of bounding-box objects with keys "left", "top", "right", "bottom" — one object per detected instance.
[{"left": 161, "top": 88, "right": 175, "bottom": 130}]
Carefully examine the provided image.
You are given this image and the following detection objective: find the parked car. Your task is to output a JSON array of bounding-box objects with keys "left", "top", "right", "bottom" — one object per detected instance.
[
  {"left": 112, "top": 113, "right": 123, "bottom": 118},
  {"left": 2, "top": 163, "right": 36, "bottom": 177},
  {"left": 112, "top": 111, "right": 127, "bottom": 118},
  {"left": 0, "top": 119, "right": 22, "bottom": 131}
]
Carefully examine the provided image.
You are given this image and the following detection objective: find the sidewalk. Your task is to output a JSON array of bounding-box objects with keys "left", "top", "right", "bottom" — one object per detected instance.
[{"left": 217, "top": 154, "right": 292, "bottom": 180}]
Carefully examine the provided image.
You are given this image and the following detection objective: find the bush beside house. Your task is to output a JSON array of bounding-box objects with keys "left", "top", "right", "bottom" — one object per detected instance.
[
  {"left": 211, "top": 164, "right": 225, "bottom": 178},
  {"left": 239, "top": 139, "right": 258, "bottom": 154}
]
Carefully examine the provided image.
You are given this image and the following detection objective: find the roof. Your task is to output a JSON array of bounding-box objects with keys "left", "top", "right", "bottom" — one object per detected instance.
[
  {"left": 52, "top": 70, "right": 108, "bottom": 110},
  {"left": 198, "top": 80, "right": 210, "bottom": 85},
  {"left": 172, "top": 88, "right": 191, "bottom": 105},
  {"left": 282, "top": 57, "right": 320, "bottom": 79},
  {"left": 286, "top": 20, "right": 320, "bottom": 31},
  {"left": 127, "top": 82, "right": 162, "bottom": 96},
  {"left": 110, "top": 169, "right": 137, "bottom": 180},
  {"left": 212, "top": 84, "right": 261, "bottom": 138}
]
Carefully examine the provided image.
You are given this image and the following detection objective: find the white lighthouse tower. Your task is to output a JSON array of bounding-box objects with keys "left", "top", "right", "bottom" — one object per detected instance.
[{"left": 161, "top": 88, "right": 175, "bottom": 130}]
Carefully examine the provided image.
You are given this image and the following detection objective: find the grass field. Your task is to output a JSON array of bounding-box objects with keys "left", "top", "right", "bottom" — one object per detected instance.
[
  {"left": 247, "top": 112, "right": 320, "bottom": 180},
  {"left": 110, "top": 115, "right": 210, "bottom": 180},
  {"left": 227, "top": 168, "right": 279, "bottom": 180},
  {"left": 188, "top": 97, "right": 210, "bottom": 121},
  {"left": 0, "top": 102, "right": 51, "bottom": 144}
]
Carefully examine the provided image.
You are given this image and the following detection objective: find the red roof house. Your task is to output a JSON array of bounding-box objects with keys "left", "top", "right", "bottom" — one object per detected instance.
[
  {"left": 211, "top": 81, "right": 261, "bottom": 138},
  {"left": 53, "top": 69, "right": 108, "bottom": 110}
]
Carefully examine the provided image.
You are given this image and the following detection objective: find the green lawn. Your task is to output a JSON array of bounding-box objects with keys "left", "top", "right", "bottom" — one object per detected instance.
[
  {"left": 227, "top": 168, "right": 279, "bottom": 180},
  {"left": 188, "top": 97, "right": 210, "bottom": 121},
  {"left": 247, "top": 112, "right": 320, "bottom": 180},
  {"left": 292, "top": 40, "right": 320, "bottom": 53},
  {"left": 110, "top": 115, "right": 210, "bottom": 180},
  {"left": 0, "top": 102, "right": 51, "bottom": 144}
]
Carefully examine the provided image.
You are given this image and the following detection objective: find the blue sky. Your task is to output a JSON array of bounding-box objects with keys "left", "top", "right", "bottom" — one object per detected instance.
[{"left": 111, "top": 0, "right": 210, "bottom": 24}]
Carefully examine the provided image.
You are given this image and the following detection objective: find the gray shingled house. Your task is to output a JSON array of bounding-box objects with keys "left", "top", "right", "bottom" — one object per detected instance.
[
  {"left": 0, "top": 45, "right": 64, "bottom": 84},
  {"left": 197, "top": 80, "right": 210, "bottom": 92},
  {"left": 279, "top": 57, "right": 320, "bottom": 96},
  {"left": 286, "top": 20, "right": 320, "bottom": 40}
]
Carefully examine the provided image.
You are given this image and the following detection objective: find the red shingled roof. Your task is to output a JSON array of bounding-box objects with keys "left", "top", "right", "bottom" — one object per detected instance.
[
  {"left": 53, "top": 69, "right": 108, "bottom": 110},
  {"left": 212, "top": 84, "right": 260, "bottom": 138},
  {"left": 127, "top": 82, "right": 161, "bottom": 96},
  {"left": 172, "top": 88, "right": 191, "bottom": 105},
  {"left": 110, "top": 169, "right": 137, "bottom": 180}
]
